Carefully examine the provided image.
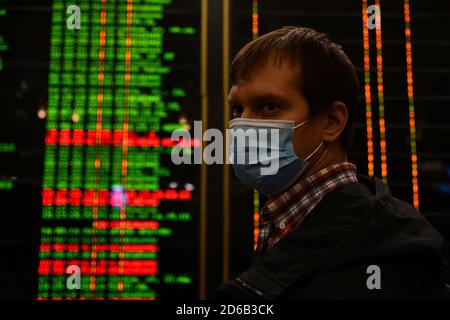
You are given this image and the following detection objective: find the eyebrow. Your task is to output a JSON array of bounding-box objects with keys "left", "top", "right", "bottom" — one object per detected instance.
[
  {"left": 228, "top": 92, "right": 289, "bottom": 106},
  {"left": 251, "top": 93, "right": 288, "bottom": 105}
]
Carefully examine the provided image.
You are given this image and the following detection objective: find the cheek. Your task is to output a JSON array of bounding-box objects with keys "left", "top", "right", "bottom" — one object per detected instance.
[
  {"left": 292, "top": 130, "right": 311, "bottom": 158},
  {"left": 292, "top": 126, "right": 322, "bottom": 158}
]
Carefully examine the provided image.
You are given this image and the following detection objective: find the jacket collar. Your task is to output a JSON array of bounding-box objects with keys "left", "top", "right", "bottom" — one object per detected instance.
[{"left": 238, "top": 178, "right": 374, "bottom": 299}]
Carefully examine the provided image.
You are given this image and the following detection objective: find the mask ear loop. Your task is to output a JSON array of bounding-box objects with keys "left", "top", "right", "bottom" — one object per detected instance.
[
  {"left": 294, "top": 119, "right": 310, "bottom": 129},
  {"left": 293, "top": 119, "right": 323, "bottom": 161},
  {"left": 304, "top": 142, "right": 323, "bottom": 161}
]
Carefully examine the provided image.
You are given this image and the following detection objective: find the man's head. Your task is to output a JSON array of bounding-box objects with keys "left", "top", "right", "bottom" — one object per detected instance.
[{"left": 228, "top": 26, "right": 359, "bottom": 175}]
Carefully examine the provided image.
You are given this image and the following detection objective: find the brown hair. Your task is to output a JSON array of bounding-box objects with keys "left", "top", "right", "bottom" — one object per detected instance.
[{"left": 230, "top": 26, "right": 359, "bottom": 150}]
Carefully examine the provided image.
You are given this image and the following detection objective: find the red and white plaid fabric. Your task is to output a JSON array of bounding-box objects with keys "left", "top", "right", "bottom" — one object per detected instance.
[{"left": 256, "top": 162, "right": 358, "bottom": 254}]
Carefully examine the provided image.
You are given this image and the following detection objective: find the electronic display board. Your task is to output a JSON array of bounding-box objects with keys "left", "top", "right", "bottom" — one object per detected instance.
[{"left": 0, "top": 0, "right": 202, "bottom": 300}]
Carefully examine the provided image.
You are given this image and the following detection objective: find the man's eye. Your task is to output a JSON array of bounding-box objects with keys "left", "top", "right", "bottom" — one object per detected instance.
[
  {"left": 232, "top": 106, "right": 243, "bottom": 118},
  {"left": 262, "top": 103, "right": 279, "bottom": 113}
]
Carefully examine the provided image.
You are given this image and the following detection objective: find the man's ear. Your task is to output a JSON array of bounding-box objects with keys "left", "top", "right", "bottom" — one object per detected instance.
[{"left": 322, "top": 102, "right": 348, "bottom": 144}]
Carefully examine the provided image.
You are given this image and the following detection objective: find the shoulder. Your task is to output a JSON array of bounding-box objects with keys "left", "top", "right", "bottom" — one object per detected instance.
[{"left": 282, "top": 261, "right": 446, "bottom": 299}]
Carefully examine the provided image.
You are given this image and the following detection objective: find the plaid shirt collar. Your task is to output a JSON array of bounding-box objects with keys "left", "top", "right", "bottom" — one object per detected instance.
[{"left": 256, "top": 162, "right": 358, "bottom": 254}]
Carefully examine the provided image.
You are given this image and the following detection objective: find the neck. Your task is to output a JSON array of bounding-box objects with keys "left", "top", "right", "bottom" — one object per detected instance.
[
  {"left": 300, "top": 142, "right": 347, "bottom": 180},
  {"left": 268, "top": 142, "right": 347, "bottom": 200}
]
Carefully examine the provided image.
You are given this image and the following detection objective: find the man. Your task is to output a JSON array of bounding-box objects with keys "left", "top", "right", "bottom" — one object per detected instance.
[{"left": 217, "top": 26, "right": 448, "bottom": 299}]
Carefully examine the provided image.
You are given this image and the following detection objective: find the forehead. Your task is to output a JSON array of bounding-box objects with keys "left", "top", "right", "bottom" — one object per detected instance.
[{"left": 229, "top": 52, "right": 301, "bottom": 100}]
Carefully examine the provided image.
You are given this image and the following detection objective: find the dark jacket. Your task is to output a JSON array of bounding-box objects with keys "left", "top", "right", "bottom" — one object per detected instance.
[{"left": 216, "top": 174, "right": 449, "bottom": 299}]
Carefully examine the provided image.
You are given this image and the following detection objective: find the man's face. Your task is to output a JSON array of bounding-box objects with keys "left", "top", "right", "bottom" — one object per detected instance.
[{"left": 228, "top": 54, "right": 324, "bottom": 160}]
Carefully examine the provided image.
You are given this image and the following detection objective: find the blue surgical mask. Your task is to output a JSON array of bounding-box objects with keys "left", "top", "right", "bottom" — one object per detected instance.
[{"left": 229, "top": 118, "right": 323, "bottom": 196}]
